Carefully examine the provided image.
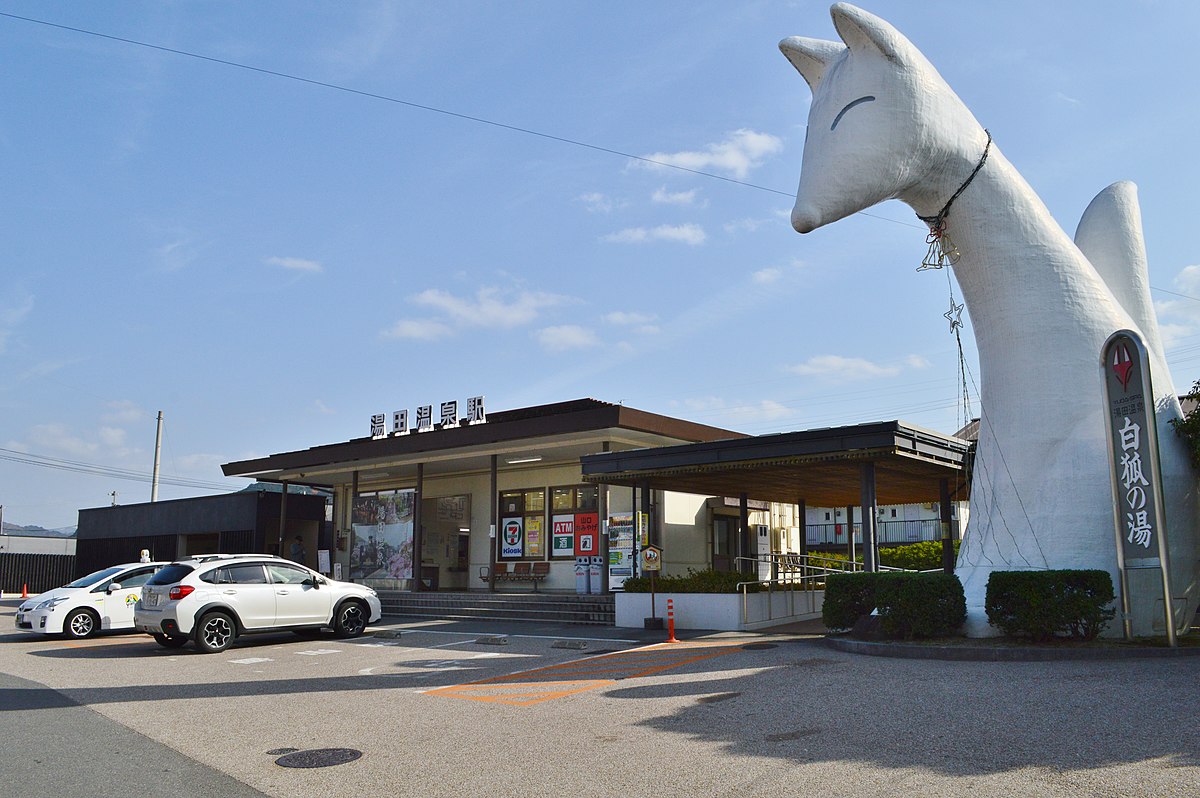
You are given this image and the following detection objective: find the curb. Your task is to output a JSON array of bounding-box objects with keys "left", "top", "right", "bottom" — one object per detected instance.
[{"left": 824, "top": 635, "right": 1200, "bottom": 662}]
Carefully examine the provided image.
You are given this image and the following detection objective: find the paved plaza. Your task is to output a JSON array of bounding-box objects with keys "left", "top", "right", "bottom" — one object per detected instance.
[{"left": 2, "top": 600, "right": 1198, "bottom": 798}]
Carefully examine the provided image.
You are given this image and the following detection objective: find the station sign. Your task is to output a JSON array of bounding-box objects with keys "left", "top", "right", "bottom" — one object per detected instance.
[{"left": 371, "top": 395, "right": 486, "bottom": 439}]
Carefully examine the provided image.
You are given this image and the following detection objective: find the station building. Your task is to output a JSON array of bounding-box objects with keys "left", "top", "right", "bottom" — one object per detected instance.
[{"left": 217, "top": 397, "right": 971, "bottom": 594}]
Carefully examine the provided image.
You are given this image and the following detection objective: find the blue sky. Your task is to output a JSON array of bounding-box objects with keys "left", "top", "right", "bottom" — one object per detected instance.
[{"left": 4, "top": 1, "right": 1200, "bottom": 529}]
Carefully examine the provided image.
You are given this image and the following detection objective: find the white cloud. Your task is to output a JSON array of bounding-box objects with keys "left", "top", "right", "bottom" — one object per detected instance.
[
  {"left": 385, "top": 286, "right": 570, "bottom": 341},
  {"left": 752, "top": 268, "right": 782, "bottom": 284},
  {"left": 98, "top": 426, "right": 127, "bottom": 448},
  {"left": 1154, "top": 265, "right": 1200, "bottom": 347},
  {"left": 383, "top": 318, "right": 453, "bottom": 340},
  {"left": 265, "top": 256, "right": 323, "bottom": 273},
  {"left": 639, "top": 129, "right": 784, "bottom": 179},
  {"left": 604, "top": 311, "right": 656, "bottom": 326},
  {"left": 26, "top": 423, "right": 99, "bottom": 458},
  {"left": 314, "top": 399, "right": 336, "bottom": 415},
  {"left": 413, "top": 286, "right": 567, "bottom": 328},
  {"left": 652, "top": 187, "right": 700, "bottom": 206},
  {"left": 725, "top": 217, "right": 771, "bottom": 234},
  {"left": 672, "top": 397, "right": 795, "bottom": 430},
  {"left": 603, "top": 224, "right": 706, "bottom": 246},
  {"left": 536, "top": 325, "right": 599, "bottom": 352},
  {"left": 578, "top": 192, "right": 615, "bottom": 213},
  {"left": 155, "top": 238, "right": 200, "bottom": 272},
  {"left": 787, "top": 354, "right": 929, "bottom": 381},
  {"left": 0, "top": 294, "right": 33, "bottom": 355},
  {"left": 103, "top": 400, "right": 144, "bottom": 425}
]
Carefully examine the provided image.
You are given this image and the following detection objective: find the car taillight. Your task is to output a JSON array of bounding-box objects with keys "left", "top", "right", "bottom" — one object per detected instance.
[{"left": 168, "top": 585, "right": 194, "bottom": 601}]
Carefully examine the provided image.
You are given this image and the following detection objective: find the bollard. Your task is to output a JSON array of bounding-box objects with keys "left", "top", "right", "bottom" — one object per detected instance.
[{"left": 666, "top": 598, "right": 680, "bottom": 644}]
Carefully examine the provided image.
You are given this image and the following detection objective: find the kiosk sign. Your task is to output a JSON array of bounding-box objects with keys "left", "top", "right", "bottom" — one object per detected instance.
[{"left": 1101, "top": 329, "right": 1175, "bottom": 644}]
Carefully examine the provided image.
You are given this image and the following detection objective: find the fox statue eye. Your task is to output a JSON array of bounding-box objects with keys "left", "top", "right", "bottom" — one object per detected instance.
[{"left": 830, "top": 95, "right": 875, "bottom": 130}]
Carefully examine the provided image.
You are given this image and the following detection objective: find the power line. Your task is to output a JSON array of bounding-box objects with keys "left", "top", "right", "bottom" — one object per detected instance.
[
  {"left": 0, "top": 10, "right": 920, "bottom": 231},
  {"left": 0, "top": 446, "right": 243, "bottom": 492}
]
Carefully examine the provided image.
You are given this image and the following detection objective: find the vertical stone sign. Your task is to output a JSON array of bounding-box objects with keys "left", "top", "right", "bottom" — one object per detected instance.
[{"left": 1100, "top": 329, "right": 1175, "bottom": 643}]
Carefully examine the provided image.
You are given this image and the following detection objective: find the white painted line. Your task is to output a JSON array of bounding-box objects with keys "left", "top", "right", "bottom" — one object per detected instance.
[
  {"left": 372, "top": 628, "right": 639, "bottom": 644},
  {"left": 229, "top": 657, "right": 274, "bottom": 665},
  {"left": 296, "top": 649, "right": 342, "bottom": 656}
]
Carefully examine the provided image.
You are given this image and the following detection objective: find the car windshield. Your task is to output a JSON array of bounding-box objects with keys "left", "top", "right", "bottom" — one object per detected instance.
[
  {"left": 146, "top": 564, "right": 195, "bottom": 585},
  {"left": 62, "top": 566, "right": 125, "bottom": 589}
]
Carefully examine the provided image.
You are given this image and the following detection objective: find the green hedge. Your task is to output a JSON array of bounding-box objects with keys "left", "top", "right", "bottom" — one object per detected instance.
[
  {"left": 878, "top": 540, "right": 960, "bottom": 571},
  {"left": 621, "top": 568, "right": 760, "bottom": 594},
  {"left": 985, "top": 570, "right": 1115, "bottom": 641},
  {"left": 823, "top": 571, "right": 966, "bottom": 638}
]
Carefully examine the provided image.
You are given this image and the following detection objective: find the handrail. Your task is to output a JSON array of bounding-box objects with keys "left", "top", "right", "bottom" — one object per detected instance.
[{"left": 730, "top": 552, "right": 927, "bottom": 625}]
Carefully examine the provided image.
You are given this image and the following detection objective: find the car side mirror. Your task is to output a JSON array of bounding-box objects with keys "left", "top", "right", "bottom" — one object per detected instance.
[
  {"left": 303, "top": 577, "right": 319, "bottom": 589},
  {"left": 106, "top": 582, "right": 122, "bottom": 593}
]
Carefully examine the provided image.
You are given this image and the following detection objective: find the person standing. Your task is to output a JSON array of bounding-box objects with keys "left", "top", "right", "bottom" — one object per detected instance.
[{"left": 289, "top": 535, "right": 306, "bottom": 564}]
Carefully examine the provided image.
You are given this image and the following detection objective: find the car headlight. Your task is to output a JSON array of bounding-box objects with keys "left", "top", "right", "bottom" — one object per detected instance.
[{"left": 34, "top": 596, "right": 70, "bottom": 611}]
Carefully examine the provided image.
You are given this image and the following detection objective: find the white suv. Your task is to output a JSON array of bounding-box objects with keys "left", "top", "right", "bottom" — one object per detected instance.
[{"left": 134, "top": 554, "right": 382, "bottom": 653}]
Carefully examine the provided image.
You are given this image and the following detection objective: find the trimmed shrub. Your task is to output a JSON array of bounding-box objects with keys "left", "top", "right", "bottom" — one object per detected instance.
[
  {"left": 874, "top": 572, "right": 966, "bottom": 639},
  {"left": 985, "top": 570, "right": 1116, "bottom": 641},
  {"left": 823, "top": 571, "right": 966, "bottom": 638},
  {"left": 878, "top": 540, "right": 961, "bottom": 571},
  {"left": 621, "top": 568, "right": 760, "bottom": 594},
  {"left": 822, "top": 572, "right": 880, "bottom": 631}
]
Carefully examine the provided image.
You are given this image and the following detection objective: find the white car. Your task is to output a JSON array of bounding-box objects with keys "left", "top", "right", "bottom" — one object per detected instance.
[
  {"left": 15, "top": 562, "right": 168, "bottom": 639},
  {"left": 135, "top": 554, "right": 383, "bottom": 653}
]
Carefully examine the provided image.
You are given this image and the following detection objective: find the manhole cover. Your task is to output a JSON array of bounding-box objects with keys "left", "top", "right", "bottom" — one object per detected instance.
[
  {"left": 275, "top": 748, "right": 363, "bottom": 769},
  {"left": 742, "top": 643, "right": 778, "bottom": 650}
]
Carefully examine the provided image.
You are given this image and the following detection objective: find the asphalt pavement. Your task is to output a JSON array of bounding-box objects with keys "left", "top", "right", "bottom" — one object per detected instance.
[{"left": 3, "top": 599, "right": 1199, "bottom": 798}]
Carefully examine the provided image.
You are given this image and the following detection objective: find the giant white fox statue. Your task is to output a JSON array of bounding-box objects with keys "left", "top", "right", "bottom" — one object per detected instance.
[{"left": 780, "top": 3, "right": 1198, "bottom": 636}]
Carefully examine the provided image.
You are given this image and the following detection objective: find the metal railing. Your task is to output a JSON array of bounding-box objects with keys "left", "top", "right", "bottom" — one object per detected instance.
[
  {"left": 731, "top": 552, "right": 928, "bottom": 624},
  {"left": 803, "top": 519, "right": 944, "bottom": 547}
]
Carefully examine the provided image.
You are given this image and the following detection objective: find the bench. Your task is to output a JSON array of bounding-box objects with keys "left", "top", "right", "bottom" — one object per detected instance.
[{"left": 478, "top": 561, "right": 550, "bottom": 592}]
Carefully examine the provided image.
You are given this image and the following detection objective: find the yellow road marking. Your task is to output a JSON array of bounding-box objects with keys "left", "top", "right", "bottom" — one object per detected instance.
[{"left": 426, "top": 641, "right": 746, "bottom": 705}]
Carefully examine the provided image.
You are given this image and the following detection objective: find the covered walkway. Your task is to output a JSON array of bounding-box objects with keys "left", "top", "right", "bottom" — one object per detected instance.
[{"left": 580, "top": 420, "right": 971, "bottom": 572}]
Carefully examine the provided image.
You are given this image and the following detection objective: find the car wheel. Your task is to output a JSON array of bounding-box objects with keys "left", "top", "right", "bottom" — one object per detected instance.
[
  {"left": 333, "top": 601, "right": 367, "bottom": 638},
  {"left": 152, "top": 633, "right": 189, "bottom": 649},
  {"left": 194, "top": 611, "right": 235, "bottom": 653},
  {"left": 63, "top": 609, "right": 98, "bottom": 639}
]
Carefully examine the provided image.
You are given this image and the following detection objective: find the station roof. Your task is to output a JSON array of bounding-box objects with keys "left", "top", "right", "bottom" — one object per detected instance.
[
  {"left": 221, "top": 398, "right": 743, "bottom": 490},
  {"left": 580, "top": 420, "right": 971, "bottom": 507}
]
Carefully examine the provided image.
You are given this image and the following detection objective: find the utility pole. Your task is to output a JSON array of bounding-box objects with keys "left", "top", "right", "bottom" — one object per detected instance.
[{"left": 151, "top": 410, "right": 164, "bottom": 502}]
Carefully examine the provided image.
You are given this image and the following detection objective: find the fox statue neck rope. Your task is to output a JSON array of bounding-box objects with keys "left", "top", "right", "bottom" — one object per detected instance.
[{"left": 916, "top": 129, "right": 992, "bottom": 272}]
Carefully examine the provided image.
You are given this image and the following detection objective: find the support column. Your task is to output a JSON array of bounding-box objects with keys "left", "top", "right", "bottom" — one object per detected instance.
[
  {"left": 940, "top": 478, "right": 955, "bottom": 575},
  {"left": 598, "top": 443, "right": 610, "bottom": 593},
  {"left": 861, "top": 462, "right": 878, "bottom": 573},
  {"left": 349, "top": 471, "right": 359, "bottom": 578},
  {"left": 413, "top": 463, "right": 424, "bottom": 592},
  {"left": 739, "top": 492, "right": 750, "bottom": 575},
  {"left": 488, "top": 455, "right": 498, "bottom": 592},
  {"left": 797, "top": 499, "right": 807, "bottom": 557},
  {"left": 845, "top": 505, "right": 855, "bottom": 563},
  {"left": 278, "top": 482, "right": 289, "bottom": 558}
]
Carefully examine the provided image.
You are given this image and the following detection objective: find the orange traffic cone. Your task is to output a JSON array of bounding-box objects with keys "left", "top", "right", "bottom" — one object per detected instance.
[{"left": 21, "top": 584, "right": 28, "bottom": 598}]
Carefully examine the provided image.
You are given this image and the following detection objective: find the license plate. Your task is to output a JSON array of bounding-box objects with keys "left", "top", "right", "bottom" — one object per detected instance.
[{"left": 144, "top": 591, "right": 159, "bottom": 607}]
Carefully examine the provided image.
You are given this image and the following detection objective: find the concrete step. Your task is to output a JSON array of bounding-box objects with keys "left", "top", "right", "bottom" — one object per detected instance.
[{"left": 378, "top": 590, "right": 615, "bottom": 625}]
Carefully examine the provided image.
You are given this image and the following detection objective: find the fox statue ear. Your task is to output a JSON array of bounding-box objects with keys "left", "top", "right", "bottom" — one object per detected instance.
[
  {"left": 779, "top": 36, "right": 845, "bottom": 90},
  {"left": 830, "top": 2, "right": 913, "bottom": 65}
]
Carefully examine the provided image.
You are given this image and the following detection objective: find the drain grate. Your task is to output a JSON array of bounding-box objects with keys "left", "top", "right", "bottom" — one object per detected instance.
[
  {"left": 275, "top": 748, "right": 363, "bottom": 769},
  {"left": 742, "top": 643, "right": 778, "bottom": 650}
]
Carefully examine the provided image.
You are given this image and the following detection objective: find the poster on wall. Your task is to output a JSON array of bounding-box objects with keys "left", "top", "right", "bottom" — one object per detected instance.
[
  {"left": 525, "top": 516, "right": 544, "bottom": 557},
  {"left": 350, "top": 490, "right": 415, "bottom": 580},
  {"left": 575, "top": 512, "right": 599, "bottom": 556},
  {"left": 500, "top": 517, "right": 524, "bottom": 558},
  {"left": 551, "top": 514, "right": 574, "bottom": 557},
  {"left": 607, "top": 512, "right": 635, "bottom": 590}
]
